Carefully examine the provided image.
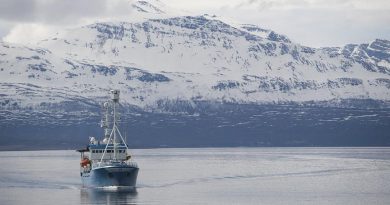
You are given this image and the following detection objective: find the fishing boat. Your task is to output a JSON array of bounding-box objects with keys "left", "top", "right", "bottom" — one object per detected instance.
[{"left": 77, "top": 90, "right": 139, "bottom": 189}]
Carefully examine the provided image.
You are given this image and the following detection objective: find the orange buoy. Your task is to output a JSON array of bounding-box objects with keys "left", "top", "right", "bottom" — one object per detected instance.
[{"left": 80, "top": 158, "right": 90, "bottom": 167}]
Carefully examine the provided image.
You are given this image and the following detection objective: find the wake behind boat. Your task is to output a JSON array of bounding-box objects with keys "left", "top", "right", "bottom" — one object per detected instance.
[{"left": 77, "top": 90, "right": 139, "bottom": 189}]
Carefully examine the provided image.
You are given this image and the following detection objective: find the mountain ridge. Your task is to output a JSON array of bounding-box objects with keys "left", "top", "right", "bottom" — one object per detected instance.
[
  {"left": 0, "top": 0, "right": 389, "bottom": 149},
  {"left": 1, "top": 12, "right": 389, "bottom": 108}
]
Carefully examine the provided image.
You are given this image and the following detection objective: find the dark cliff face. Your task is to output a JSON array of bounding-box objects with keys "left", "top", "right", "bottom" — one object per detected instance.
[{"left": 337, "top": 39, "right": 390, "bottom": 74}]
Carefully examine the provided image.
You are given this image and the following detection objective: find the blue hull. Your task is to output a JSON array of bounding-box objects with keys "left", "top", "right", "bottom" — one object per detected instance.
[{"left": 81, "top": 166, "right": 139, "bottom": 188}]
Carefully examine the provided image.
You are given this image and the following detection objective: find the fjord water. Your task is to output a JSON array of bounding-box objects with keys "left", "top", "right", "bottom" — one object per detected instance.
[{"left": 0, "top": 148, "right": 390, "bottom": 205}]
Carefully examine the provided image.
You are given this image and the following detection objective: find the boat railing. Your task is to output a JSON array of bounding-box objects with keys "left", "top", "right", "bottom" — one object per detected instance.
[
  {"left": 94, "top": 160, "right": 138, "bottom": 168},
  {"left": 126, "top": 161, "right": 138, "bottom": 168},
  {"left": 81, "top": 164, "right": 91, "bottom": 173}
]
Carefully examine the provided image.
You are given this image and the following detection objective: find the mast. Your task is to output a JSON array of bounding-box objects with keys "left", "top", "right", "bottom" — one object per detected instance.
[
  {"left": 99, "top": 89, "right": 129, "bottom": 164},
  {"left": 101, "top": 102, "right": 110, "bottom": 142},
  {"left": 111, "top": 90, "right": 120, "bottom": 160}
]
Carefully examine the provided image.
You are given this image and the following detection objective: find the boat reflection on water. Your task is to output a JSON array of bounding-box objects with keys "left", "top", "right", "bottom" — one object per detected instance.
[{"left": 80, "top": 188, "right": 138, "bottom": 205}]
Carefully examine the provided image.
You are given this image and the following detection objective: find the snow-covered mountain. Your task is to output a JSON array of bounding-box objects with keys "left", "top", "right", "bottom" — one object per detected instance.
[
  {"left": 1, "top": 0, "right": 389, "bottom": 110},
  {"left": 1, "top": 0, "right": 389, "bottom": 149}
]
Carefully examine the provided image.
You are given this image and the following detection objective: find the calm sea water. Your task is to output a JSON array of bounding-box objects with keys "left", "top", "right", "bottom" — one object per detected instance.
[{"left": 0, "top": 147, "right": 390, "bottom": 205}]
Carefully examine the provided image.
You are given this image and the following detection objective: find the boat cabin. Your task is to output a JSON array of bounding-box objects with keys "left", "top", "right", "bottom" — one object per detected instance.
[{"left": 88, "top": 144, "right": 128, "bottom": 161}]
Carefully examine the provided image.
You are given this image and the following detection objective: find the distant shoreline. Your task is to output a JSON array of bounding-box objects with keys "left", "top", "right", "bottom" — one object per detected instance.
[{"left": 1, "top": 145, "right": 390, "bottom": 152}]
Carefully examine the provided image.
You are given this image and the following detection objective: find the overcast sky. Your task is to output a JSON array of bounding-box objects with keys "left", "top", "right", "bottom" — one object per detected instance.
[{"left": 0, "top": 0, "right": 389, "bottom": 47}]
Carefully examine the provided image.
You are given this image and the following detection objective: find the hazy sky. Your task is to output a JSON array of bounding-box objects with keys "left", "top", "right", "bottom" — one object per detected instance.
[{"left": 0, "top": 0, "right": 389, "bottom": 47}]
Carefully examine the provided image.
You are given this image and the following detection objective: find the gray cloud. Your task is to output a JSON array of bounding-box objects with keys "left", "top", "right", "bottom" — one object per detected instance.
[
  {"left": 0, "top": 0, "right": 389, "bottom": 47},
  {"left": 236, "top": 0, "right": 257, "bottom": 9},
  {"left": 0, "top": 0, "right": 36, "bottom": 22},
  {"left": 234, "top": 0, "right": 311, "bottom": 10},
  {"left": 232, "top": 0, "right": 389, "bottom": 11},
  {"left": 212, "top": 7, "right": 390, "bottom": 47},
  {"left": 0, "top": 0, "right": 132, "bottom": 25},
  {"left": 0, "top": 20, "right": 13, "bottom": 38}
]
